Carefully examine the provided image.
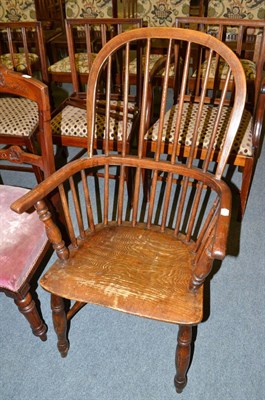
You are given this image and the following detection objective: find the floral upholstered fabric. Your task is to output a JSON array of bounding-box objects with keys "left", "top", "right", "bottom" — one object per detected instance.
[
  {"left": 51, "top": 101, "right": 136, "bottom": 140},
  {"left": 134, "top": 0, "right": 190, "bottom": 27},
  {"left": 0, "top": 98, "right": 38, "bottom": 136},
  {"left": 0, "top": 52, "right": 39, "bottom": 72},
  {"left": 145, "top": 102, "right": 253, "bottom": 156},
  {"left": 129, "top": 53, "right": 176, "bottom": 76},
  {"left": 65, "top": 0, "right": 113, "bottom": 18},
  {"left": 207, "top": 0, "right": 265, "bottom": 20},
  {"left": 192, "top": 57, "right": 257, "bottom": 80},
  {"left": 48, "top": 53, "right": 97, "bottom": 73},
  {"left": 0, "top": 0, "right": 36, "bottom": 22}
]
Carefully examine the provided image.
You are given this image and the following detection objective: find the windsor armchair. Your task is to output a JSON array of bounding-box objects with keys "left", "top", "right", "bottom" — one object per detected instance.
[
  {"left": 0, "top": 66, "right": 55, "bottom": 341},
  {"left": 11, "top": 27, "right": 246, "bottom": 393}
]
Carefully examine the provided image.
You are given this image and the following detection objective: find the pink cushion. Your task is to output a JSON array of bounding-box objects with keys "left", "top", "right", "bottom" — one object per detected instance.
[{"left": 0, "top": 185, "right": 48, "bottom": 292}]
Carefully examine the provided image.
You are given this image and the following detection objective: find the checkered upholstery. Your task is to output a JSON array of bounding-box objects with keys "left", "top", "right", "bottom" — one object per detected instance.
[
  {"left": 145, "top": 102, "right": 253, "bottom": 156},
  {"left": 0, "top": 98, "right": 38, "bottom": 136}
]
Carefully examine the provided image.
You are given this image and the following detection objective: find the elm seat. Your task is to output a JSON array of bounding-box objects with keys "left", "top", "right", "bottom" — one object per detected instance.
[{"left": 0, "top": 186, "right": 48, "bottom": 292}]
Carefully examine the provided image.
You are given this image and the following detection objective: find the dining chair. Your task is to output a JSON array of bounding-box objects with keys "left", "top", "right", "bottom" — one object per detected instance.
[
  {"left": 0, "top": 21, "right": 49, "bottom": 84},
  {"left": 118, "top": 0, "right": 192, "bottom": 86},
  {"left": 0, "top": 66, "right": 55, "bottom": 341},
  {"left": 0, "top": 57, "right": 54, "bottom": 182},
  {"left": 11, "top": 27, "right": 247, "bottom": 393},
  {"left": 169, "top": 16, "right": 265, "bottom": 218},
  {"left": 48, "top": 0, "right": 118, "bottom": 67},
  {"left": 49, "top": 18, "right": 143, "bottom": 164}
]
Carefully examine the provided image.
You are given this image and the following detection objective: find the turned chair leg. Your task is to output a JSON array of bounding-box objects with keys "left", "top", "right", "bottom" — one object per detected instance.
[
  {"left": 15, "top": 292, "right": 47, "bottom": 341},
  {"left": 174, "top": 325, "right": 193, "bottom": 393},
  {"left": 51, "top": 294, "right": 69, "bottom": 358}
]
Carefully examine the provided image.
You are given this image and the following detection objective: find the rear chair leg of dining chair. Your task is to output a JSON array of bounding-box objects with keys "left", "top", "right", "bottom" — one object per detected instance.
[
  {"left": 51, "top": 293, "right": 69, "bottom": 358},
  {"left": 14, "top": 291, "right": 47, "bottom": 341},
  {"left": 174, "top": 325, "right": 193, "bottom": 394},
  {"left": 239, "top": 157, "right": 255, "bottom": 220}
]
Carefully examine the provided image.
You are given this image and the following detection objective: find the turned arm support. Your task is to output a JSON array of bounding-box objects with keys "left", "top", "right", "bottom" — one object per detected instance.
[{"left": 189, "top": 183, "right": 232, "bottom": 292}]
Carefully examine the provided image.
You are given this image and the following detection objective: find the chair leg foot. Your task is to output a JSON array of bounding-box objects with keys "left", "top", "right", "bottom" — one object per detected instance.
[
  {"left": 174, "top": 325, "right": 193, "bottom": 394},
  {"left": 51, "top": 294, "right": 69, "bottom": 357},
  {"left": 15, "top": 292, "right": 47, "bottom": 341}
]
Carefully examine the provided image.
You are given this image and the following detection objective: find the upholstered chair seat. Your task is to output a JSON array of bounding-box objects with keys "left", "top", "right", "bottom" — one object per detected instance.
[
  {"left": 146, "top": 103, "right": 253, "bottom": 156},
  {"left": 192, "top": 57, "right": 257, "bottom": 81},
  {"left": 48, "top": 53, "right": 97, "bottom": 74},
  {"left": 51, "top": 101, "right": 137, "bottom": 140},
  {"left": 129, "top": 53, "right": 176, "bottom": 76},
  {"left": 0, "top": 185, "right": 48, "bottom": 292},
  {"left": 0, "top": 53, "right": 39, "bottom": 72},
  {"left": 0, "top": 98, "right": 38, "bottom": 136}
]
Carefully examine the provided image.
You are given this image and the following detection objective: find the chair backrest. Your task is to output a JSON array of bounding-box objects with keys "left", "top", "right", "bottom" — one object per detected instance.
[
  {"left": 35, "top": 0, "right": 65, "bottom": 30},
  {"left": 64, "top": 17, "right": 143, "bottom": 92},
  {"left": 12, "top": 27, "right": 246, "bottom": 260},
  {"left": 175, "top": 17, "right": 265, "bottom": 108},
  {"left": 119, "top": 0, "right": 191, "bottom": 26},
  {"left": 65, "top": 0, "right": 117, "bottom": 18},
  {"left": 0, "top": 21, "right": 49, "bottom": 85},
  {"left": 86, "top": 27, "right": 246, "bottom": 179},
  {"left": 0, "top": 0, "right": 36, "bottom": 22},
  {"left": 9, "top": 28, "right": 246, "bottom": 278},
  {"left": 0, "top": 65, "right": 55, "bottom": 179},
  {"left": 207, "top": 0, "right": 265, "bottom": 20}
]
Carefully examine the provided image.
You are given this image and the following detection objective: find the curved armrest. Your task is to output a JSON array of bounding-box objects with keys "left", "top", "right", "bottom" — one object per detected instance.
[{"left": 211, "top": 183, "right": 232, "bottom": 260}]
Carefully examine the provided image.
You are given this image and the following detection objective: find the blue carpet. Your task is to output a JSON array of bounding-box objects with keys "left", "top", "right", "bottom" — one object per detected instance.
[{"left": 0, "top": 141, "right": 264, "bottom": 400}]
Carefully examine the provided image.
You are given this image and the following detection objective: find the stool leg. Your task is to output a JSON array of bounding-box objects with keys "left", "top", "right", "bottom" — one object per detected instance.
[{"left": 15, "top": 291, "right": 47, "bottom": 341}]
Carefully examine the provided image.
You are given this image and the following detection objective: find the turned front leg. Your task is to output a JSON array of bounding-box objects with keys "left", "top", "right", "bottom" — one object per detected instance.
[
  {"left": 51, "top": 294, "right": 69, "bottom": 357},
  {"left": 174, "top": 325, "right": 193, "bottom": 393},
  {"left": 15, "top": 292, "right": 47, "bottom": 341}
]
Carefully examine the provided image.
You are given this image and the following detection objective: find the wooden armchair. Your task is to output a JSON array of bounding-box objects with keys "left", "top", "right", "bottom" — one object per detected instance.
[
  {"left": 11, "top": 27, "right": 246, "bottom": 393},
  {"left": 170, "top": 17, "right": 265, "bottom": 217},
  {"left": 0, "top": 67, "right": 55, "bottom": 341}
]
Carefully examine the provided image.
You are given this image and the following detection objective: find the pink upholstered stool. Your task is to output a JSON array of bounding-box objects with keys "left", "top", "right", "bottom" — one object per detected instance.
[{"left": 0, "top": 185, "right": 48, "bottom": 340}]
